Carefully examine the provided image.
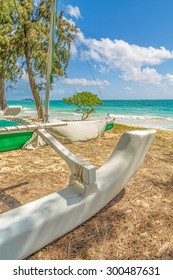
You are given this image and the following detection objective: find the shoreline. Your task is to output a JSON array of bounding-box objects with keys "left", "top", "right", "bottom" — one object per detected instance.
[
  {"left": 0, "top": 124, "right": 173, "bottom": 259},
  {"left": 6, "top": 99, "right": 173, "bottom": 131}
]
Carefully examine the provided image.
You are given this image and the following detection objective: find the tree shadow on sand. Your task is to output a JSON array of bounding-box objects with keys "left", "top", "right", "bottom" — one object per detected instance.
[{"left": 0, "top": 182, "right": 29, "bottom": 212}]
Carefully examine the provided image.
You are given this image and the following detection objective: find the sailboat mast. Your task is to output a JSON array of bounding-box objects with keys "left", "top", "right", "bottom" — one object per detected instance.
[{"left": 44, "top": 0, "right": 57, "bottom": 123}]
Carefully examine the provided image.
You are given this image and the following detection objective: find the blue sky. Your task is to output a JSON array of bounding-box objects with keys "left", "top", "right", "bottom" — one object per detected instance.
[{"left": 9, "top": 0, "right": 173, "bottom": 100}]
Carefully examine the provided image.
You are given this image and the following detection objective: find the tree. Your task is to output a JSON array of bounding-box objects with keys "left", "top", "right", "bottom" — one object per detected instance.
[
  {"left": 13, "top": 0, "right": 78, "bottom": 119},
  {"left": 63, "top": 91, "right": 103, "bottom": 120},
  {"left": 0, "top": 0, "right": 21, "bottom": 110}
]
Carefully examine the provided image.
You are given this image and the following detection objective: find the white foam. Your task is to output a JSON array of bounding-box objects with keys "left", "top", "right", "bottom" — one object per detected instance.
[{"left": 21, "top": 107, "right": 173, "bottom": 130}]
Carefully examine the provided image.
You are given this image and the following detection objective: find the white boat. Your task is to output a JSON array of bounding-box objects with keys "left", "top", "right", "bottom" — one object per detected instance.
[
  {"left": 0, "top": 128, "right": 156, "bottom": 259},
  {"left": 24, "top": 117, "right": 114, "bottom": 148},
  {"left": 0, "top": 105, "right": 22, "bottom": 117},
  {"left": 47, "top": 118, "right": 107, "bottom": 143}
]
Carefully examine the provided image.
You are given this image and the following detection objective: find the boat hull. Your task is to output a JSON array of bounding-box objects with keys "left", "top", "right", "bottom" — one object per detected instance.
[
  {"left": 45, "top": 119, "right": 107, "bottom": 144},
  {"left": 0, "top": 119, "right": 33, "bottom": 152},
  {"left": 0, "top": 129, "right": 156, "bottom": 259}
]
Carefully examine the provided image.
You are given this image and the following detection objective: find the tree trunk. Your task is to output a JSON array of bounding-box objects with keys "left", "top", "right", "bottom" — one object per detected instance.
[
  {"left": 24, "top": 25, "right": 44, "bottom": 120},
  {"left": 0, "top": 71, "right": 6, "bottom": 111},
  {"left": 82, "top": 110, "right": 92, "bottom": 120}
]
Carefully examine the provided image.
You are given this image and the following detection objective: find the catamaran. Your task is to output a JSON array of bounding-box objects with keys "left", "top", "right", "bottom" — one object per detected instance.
[
  {"left": 0, "top": 0, "right": 115, "bottom": 151},
  {"left": 0, "top": 123, "right": 156, "bottom": 259},
  {"left": 0, "top": 1, "right": 156, "bottom": 259}
]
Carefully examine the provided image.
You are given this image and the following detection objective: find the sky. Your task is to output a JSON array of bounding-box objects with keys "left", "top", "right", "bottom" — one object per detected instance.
[{"left": 9, "top": 0, "right": 173, "bottom": 100}]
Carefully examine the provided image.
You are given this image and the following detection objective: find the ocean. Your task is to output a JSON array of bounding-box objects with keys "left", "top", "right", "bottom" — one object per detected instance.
[{"left": 7, "top": 99, "right": 173, "bottom": 130}]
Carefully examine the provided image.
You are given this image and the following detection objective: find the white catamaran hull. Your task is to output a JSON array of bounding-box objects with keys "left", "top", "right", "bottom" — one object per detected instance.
[
  {"left": 47, "top": 119, "right": 107, "bottom": 143},
  {"left": 23, "top": 119, "right": 109, "bottom": 148},
  {"left": 0, "top": 129, "right": 156, "bottom": 259}
]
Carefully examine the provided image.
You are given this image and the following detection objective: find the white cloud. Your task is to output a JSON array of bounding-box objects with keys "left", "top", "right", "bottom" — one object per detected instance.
[
  {"left": 70, "top": 42, "right": 78, "bottom": 56},
  {"left": 124, "top": 86, "right": 134, "bottom": 93},
  {"left": 66, "top": 5, "right": 81, "bottom": 19},
  {"left": 21, "top": 70, "right": 28, "bottom": 81},
  {"left": 51, "top": 88, "right": 65, "bottom": 97},
  {"left": 83, "top": 38, "right": 173, "bottom": 67},
  {"left": 165, "top": 73, "right": 173, "bottom": 83},
  {"left": 97, "top": 64, "right": 110, "bottom": 73},
  {"left": 76, "top": 33, "right": 173, "bottom": 85},
  {"left": 122, "top": 67, "right": 163, "bottom": 84},
  {"left": 62, "top": 78, "right": 110, "bottom": 87}
]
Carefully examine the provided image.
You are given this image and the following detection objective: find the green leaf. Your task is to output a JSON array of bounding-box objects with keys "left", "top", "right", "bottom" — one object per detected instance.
[{"left": 63, "top": 91, "right": 103, "bottom": 120}]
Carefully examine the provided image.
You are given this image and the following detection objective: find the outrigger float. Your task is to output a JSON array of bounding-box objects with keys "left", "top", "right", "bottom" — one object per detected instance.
[{"left": 0, "top": 124, "right": 156, "bottom": 259}]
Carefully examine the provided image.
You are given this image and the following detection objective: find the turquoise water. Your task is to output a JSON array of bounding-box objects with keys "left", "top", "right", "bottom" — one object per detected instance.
[
  {"left": 7, "top": 99, "right": 173, "bottom": 130},
  {"left": 0, "top": 119, "right": 21, "bottom": 127}
]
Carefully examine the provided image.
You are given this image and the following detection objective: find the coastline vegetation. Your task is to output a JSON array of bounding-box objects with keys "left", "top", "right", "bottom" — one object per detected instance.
[{"left": 0, "top": 0, "right": 78, "bottom": 118}]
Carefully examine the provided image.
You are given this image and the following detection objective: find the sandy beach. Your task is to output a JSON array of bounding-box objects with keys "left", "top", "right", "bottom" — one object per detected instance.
[{"left": 0, "top": 124, "right": 173, "bottom": 260}]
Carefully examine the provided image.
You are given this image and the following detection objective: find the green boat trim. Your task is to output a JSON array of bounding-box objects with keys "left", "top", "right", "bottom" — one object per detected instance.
[
  {"left": 0, "top": 119, "right": 33, "bottom": 152},
  {"left": 105, "top": 123, "right": 114, "bottom": 131}
]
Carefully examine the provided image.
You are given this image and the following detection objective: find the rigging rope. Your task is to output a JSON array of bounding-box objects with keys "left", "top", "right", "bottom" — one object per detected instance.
[
  {"left": 76, "top": 38, "right": 110, "bottom": 116},
  {"left": 61, "top": 0, "right": 110, "bottom": 117}
]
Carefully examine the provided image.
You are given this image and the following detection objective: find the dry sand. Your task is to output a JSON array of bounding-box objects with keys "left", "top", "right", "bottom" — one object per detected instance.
[{"left": 0, "top": 124, "right": 173, "bottom": 259}]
